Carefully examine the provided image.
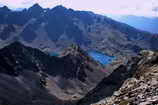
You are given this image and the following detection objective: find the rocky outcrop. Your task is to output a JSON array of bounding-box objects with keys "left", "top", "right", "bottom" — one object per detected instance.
[
  {"left": 78, "top": 50, "right": 158, "bottom": 105},
  {"left": 0, "top": 42, "right": 105, "bottom": 105}
]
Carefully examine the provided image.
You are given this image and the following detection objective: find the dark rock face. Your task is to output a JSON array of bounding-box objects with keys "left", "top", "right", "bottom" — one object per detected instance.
[
  {"left": 20, "top": 24, "right": 37, "bottom": 42},
  {"left": 0, "top": 4, "right": 157, "bottom": 56},
  {"left": 78, "top": 50, "right": 158, "bottom": 105},
  {"left": 0, "top": 42, "right": 105, "bottom": 105},
  {"left": 77, "top": 56, "right": 141, "bottom": 105},
  {"left": 28, "top": 3, "right": 43, "bottom": 18},
  {"left": 0, "top": 25, "right": 15, "bottom": 40}
]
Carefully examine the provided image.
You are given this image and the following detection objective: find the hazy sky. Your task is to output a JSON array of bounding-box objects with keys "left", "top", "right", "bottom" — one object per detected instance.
[{"left": 0, "top": 0, "right": 158, "bottom": 17}]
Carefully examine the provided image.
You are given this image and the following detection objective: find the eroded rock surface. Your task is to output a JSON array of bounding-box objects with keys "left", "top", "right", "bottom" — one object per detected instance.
[{"left": 78, "top": 50, "right": 158, "bottom": 105}]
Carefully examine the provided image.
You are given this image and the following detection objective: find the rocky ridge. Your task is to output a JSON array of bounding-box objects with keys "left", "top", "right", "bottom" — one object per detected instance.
[
  {"left": 81, "top": 50, "right": 158, "bottom": 105},
  {"left": 0, "top": 42, "right": 105, "bottom": 105}
]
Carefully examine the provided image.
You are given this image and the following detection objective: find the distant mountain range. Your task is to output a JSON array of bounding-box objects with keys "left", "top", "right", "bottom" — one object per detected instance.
[
  {"left": 0, "top": 4, "right": 158, "bottom": 56},
  {"left": 110, "top": 15, "right": 158, "bottom": 34}
]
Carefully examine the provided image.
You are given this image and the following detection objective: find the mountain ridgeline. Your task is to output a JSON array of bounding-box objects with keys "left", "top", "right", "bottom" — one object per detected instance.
[
  {"left": 78, "top": 50, "right": 158, "bottom": 105},
  {"left": 0, "top": 42, "right": 106, "bottom": 105},
  {"left": 0, "top": 4, "right": 158, "bottom": 56},
  {"left": 110, "top": 15, "right": 158, "bottom": 34}
]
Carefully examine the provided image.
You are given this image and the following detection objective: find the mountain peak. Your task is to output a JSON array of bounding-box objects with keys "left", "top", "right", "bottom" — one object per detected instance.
[
  {"left": 54, "top": 5, "right": 66, "bottom": 9},
  {"left": 61, "top": 44, "right": 86, "bottom": 57},
  {"left": 30, "top": 3, "right": 42, "bottom": 9},
  {"left": 0, "top": 6, "right": 10, "bottom": 12},
  {"left": 28, "top": 3, "right": 43, "bottom": 17},
  {"left": 10, "top": 41, "right": 23, "bottom": 46},
  {"left": 28, "top": 3, "right": 43, "bottom": 12},
  {"left": 4, "top": 41, "right": 25, "bottom": 50},
  {"left": 51, "top": 5, "right": 68, "bottom": 12}
]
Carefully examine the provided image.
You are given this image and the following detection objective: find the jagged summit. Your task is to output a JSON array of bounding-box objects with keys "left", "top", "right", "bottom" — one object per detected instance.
[
  {"left": 29, "top": 3, "right": 43, "bottom": 10},
  {"left": 50, "top": 5, "right": 69, "bottom": 14},
  {"left": 7, "top": 41, "right": 23, "bottom": 47},
  {"left": 61, "top": 44, "right": 86, "bottom": 56},
  {"left": 28, "top": 3, "right": 43, "bottom": 17},
  {"left": 1, "top": 41, "right": 28, "bottom": 52},
  {"left": 0, "top": 6, "right": 10, "bottom": 12},
  {"left": 51, "top": 5, "right": 67, "bottom": 11}
]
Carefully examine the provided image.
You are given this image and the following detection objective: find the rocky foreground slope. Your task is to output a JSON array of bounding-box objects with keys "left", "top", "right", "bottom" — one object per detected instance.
[
  {"left": 0, "top": 42, "right": 106, "bottom": 105},
  {"left": 0, "top": 43, "right": 158, "bottom": 105},
  {"left": 78, "top": 50, "right": 158, "bottom": 105}
]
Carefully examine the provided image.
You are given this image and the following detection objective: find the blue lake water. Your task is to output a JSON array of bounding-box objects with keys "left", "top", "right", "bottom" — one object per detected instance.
[
  {"left": 50, "top": 51, "right": 114, "bottom": 65},
  {"left": 50, "top": 52, "right": 59, "bottom": 57},
  {"left": 88, "top": 51, "right": 114, "bottom": 65}
]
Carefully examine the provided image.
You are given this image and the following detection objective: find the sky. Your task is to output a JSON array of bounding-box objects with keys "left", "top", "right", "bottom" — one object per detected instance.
[{"left": 0, "top": 0, "right": 158, "bottom": 17}]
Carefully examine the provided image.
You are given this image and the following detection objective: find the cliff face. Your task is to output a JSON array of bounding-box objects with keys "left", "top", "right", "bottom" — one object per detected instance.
[
  {"left": 0, "top": 42, "right": 105, "bottom": 105},
  {"left": 78, "top": 50, "right": 158, "bottom": 105}
]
